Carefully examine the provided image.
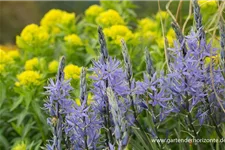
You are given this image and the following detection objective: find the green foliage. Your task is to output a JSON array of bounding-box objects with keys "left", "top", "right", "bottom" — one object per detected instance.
[{"left": 0, "top": 0, "right": 223, "bottom": 149}]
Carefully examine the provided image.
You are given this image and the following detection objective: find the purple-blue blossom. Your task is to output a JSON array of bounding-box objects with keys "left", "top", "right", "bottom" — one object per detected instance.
[{"left": 44, "top": 56, "right": 74, "bottom": 150}]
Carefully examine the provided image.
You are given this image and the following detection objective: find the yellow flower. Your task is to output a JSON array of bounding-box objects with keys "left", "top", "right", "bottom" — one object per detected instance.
[
  {"left": 48, "top": 60, "right": 59, "bottom": 73},
  {"left": 166, "top": 28, "right": 176, "bottom": 46},
  {"left": 12, "top": 142, "right": 27, "bottom": 150},
  {"left": 0, "top": 49, "right": 14, "bottom": 64},
  {"left": 75, "top": 98, "right": 81, "bottom": 106},
  {"left": 41, "top": 9, "right": 76, "bottom": 34},
  {"left": 64, "top": 34, "right": 83, "bottom": 46},
  {"left": 103, "top": 25, "right": 133, "bottom": 45},
  {"left": 198, "top": 0, "right": 217, "bottom": 8},
  {"left": 7, "top": 50, "right": 20, "bottom": 59},
  {"left": 156, "top": 37, "right": 165, "bottom": 49},
  {"left": 156, "top": 11, "right": 169, "bottom": 20},
  {"left": 16, "top": 24, "right": 49, "bottom": 48},
  {"left": 75, "top": 94, "right": 93, "bottom": 106},
  {"left": 96, "top": 9, "right": 125, "bottom": 27},
  {"left": 64, "top": 64, "right": 81, "bottom": 80},
  {"left": 205, "top": 54, "right": 220, "bottom": 67},
  {"left": 25, "top": 57, "right": 39, "bottom": 70},
  {"left": 85, "top": 5, "right": 104, "bottom": 18},
  {"left": 15, "top": 71, "right": 41, "bottom": 87},
  {"left": 138, "top": 18, "right": 157, "bottom": 31},
  {"left": 87, "top": 93, "right": 93, "bottom": 105}
]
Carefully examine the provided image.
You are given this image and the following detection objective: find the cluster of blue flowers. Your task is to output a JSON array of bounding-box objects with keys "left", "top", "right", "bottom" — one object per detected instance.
[{"left": 44, "top": 1, "right": 225, "bottom": 149}]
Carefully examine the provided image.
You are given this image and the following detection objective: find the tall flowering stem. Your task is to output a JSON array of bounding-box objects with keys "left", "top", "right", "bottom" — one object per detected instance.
[
  {"left": 193, "top": 0, "right": 205, "bottom": 41},
  {"left": 45, "top": 56, "right": 73, "bottom": 150},
  {"left": 193, "top": 0, "right": 224, "bottom": 138},
  {"left": 145, "top": 48, "right": 155, "bottom": 77},
  {"left": 107, "top": 88, "right": 129, "bottom": 150},
  {"left": 97, "top": 26, "right": 113, "bottom": 146},
  {"left": 219, "top": 18, "right": 225, "bottom": 73},
  {"left": 65, "top": 67, "right": 101, "bottom": 149},
  {"left": 98, "top": 26, "right": 109, "bottom": 61},
  {"left": 171, "top": 22, "right": 199, "bottom": 138},
  {"left": 171, "top": 21, "right": 187, "bottom": 56},
  {"left": 80, "top": 67, "right": 88, "bottom": 149},
  {"left": 121, "top": 39, "right": 137, "bottom": 119}
]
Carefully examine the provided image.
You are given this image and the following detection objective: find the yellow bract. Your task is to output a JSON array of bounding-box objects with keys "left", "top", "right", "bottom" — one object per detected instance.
[
  {"left": 156, "top": 37, "right": 165, "bottom": 49},
  {"left": 156, "top": 11, "right": 169, "bottom": 20},
  {"left": 198, "top": 0, "right": 217, "bottom": 8},
  {"left": 0, "top": 49, "right": 14, "bottom": 64},
  {"left": 16, "top": 24, "right": 49, "bottom": 48},
  {"left": 104, "top": 25, "right": 133, "bottom": 45},
  {"left": 64, "top": 64, "right": 81, "bottom": 80},
  {"left": 138, "top": 18, "right": 157, "bottom": 31},
  {"left": 75, "top": 94, "right": 93, "bottom": 106},
  {"left": 25, "top": 57, "right": 39, "bottom": 70},
  {"left": 85, "top": 5, "right": 104, "bottom": 18},
  {"left": 7, "top": 50, "right": 20, "bottom": 59},
  {"left": 205, "top": 54, "right": 220, "bottom": 67},
  {"left": 41, "top": 9, "right": 76, "bottom": 34},
  {"left": 166, "top": 28, "right": 176, "bottom": 47},
  {"left": 15, "top": 71, "right": 41, "bottom": 87},
  {"left": 12, "top": 142, "right": 27, "bottom": 150},
  {"left": 48, "top": 60, "right": 59, "bottom": 73},
  {"left": 64, "top": 34, "right": 83, "bottom": 46},
  {"left": 96, "top": 9, "right": 125, "bottom": 27},
  {"left": 75, "top": 98, "right": 81, "bottom": 106}
]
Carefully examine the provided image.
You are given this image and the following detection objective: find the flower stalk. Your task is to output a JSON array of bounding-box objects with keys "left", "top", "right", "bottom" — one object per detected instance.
[
  {"left": 145, "top": 48, "right": 155, "bottom": 77},
  {"left": 121, "top": 39, "right": 137, "bottom": 119},
  {"left": 45, "top": 56, "right": 66, "bottom": 150},
  {"left": 98, "top": 26, "right": 113, "bottom": 146},
  {"left": 193, "top": 0, "right": 205, "bottom": 41},
  {"left": 80, "top": 67, "right": 89, "bottom": 149},
  {"left": 219, "top": 18, "right": 225, "bottom": 73}
]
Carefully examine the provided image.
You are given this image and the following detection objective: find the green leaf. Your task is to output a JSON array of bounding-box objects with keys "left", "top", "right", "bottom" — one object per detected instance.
[
  {"left": 11, "top": 122, "right": 22, "bottom": 136},
  {"left": 0, "top": 81, "right": 6, "bottom": 108},
  {"left": 0, "top": 134, "right": 9, "bottom": 150},
  {"left": 22, "top": 121, "right": 34, "bottom": 138},
  {"left": 10, "top": 96, "right": 23, "bottom": 111}
]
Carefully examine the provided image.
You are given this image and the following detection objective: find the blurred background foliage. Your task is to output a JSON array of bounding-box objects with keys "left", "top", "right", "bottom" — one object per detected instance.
[{"left": 0, "top": 1, "right": 189, "bottom": 44}]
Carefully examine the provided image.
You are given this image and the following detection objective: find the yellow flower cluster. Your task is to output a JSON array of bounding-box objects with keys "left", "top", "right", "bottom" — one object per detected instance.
[
  {"left": 134, "top": 31, "right": 157, "bottom": 43},
  {"left": 48, "top": 60, "right": 59, "bottom": 73},
  {"left": 138, "top": 18, "right": 157, "bottom": 31},
  {"left": 166, "top": 28, "right": 176, "bottom": 47},
  {"left": 135, "top": 18, "right": 158, "bottom": 43},
  {"left": 64, "top": 64, "right": 81, "bottom": 80},
  {"left": 155, "top": 11, "right": 169, "bottom": 20},
  {"left": 41, "top": 9, "right": 76, "bottom": 34},
  {"left": 96, "top": 9, "right": 125, "bottom": 27},
  {"left": 104, "top": 25, "right": 133, "bottom": 45},
  {"left": 25, "top": 57, "right": 39, "bottom": 70},
  {"left": 156, "top": 38, "right": 165, "bottom": 49},
  {"left": 7, "top": 50, "right": 20, "bottom": 59},
  {"left": 0, "top": 49, "right": 14, "bottom": 64},
  {"left": 16, "top": 24, "right": 49, "bottom": 48},
  {"left": 198, "top": 0, "right": 217, "bottom": 8},
  {"left": 12, "top": 142, "right": 27, "bottom": 150},
  {"left": 64, "top": 34, "right": 83, "bottom": 46},
  {"left": 15, "top": 71, "right": 41, "bottom": 87},
  {"left": 0, "top": 49, "right": 19, "bottom": 74},
  {"left": 85, "top": 5, "right": 104, "bottom": 18}
]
